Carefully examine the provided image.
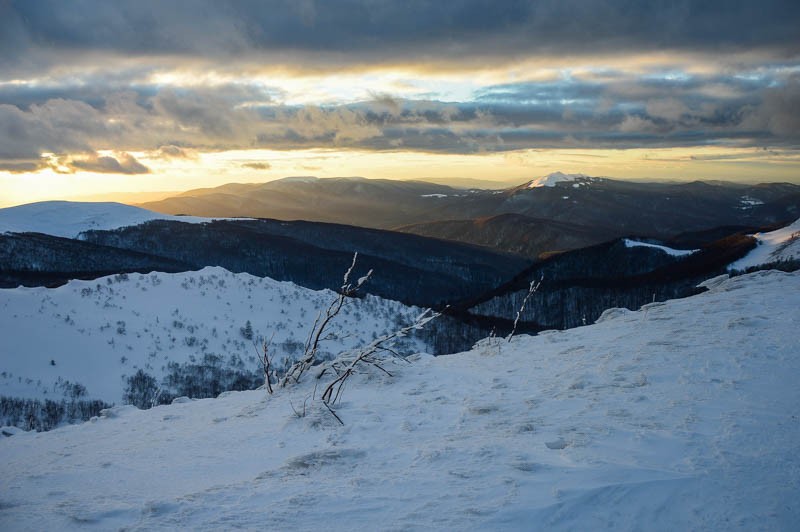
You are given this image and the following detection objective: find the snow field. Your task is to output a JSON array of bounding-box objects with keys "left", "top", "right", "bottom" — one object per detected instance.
[
  {"left": 1, "top": 269, "right": 798, "bottom": 530},
  {"left": 0, "top": 267, "right": 424, "bottom": 404},
  {"left": 622, "top": 238, "right": 697, "bottom": 256},
  {"left": 729, "top": 217, "right": 800, "bottom": 271}
]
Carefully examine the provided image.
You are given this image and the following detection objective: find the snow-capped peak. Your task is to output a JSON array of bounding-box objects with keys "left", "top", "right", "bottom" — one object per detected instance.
[
  {"left": 526, "top": 171, "right": 590, "bottom": 188},
  {"left": 275, "top": 176, "right": 320, "bottom": 183}
]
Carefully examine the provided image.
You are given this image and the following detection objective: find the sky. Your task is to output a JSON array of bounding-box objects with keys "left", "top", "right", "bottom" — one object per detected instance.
[{"left": 0, "top": 0, "right": 799, "bottom": 207}]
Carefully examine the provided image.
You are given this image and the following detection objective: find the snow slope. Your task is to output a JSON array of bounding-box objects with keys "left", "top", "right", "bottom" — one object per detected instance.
[
  {"left": 527, "top": 171, "right": 591, "bottom": 188},
  {"left": 728, "top": 217, "right": 800, "bottom": 271},
  {"left": 623, "top": 238, "right": 697, "bottom": 257},
  {"left": 0, "top": 267, "right": 424, "bottom": 404},
  {"left": 2, "top": 269, "right": 798, "bottom": 530},
  {"left": 0, "top": 201, "right": 219, "bottom": 239}
]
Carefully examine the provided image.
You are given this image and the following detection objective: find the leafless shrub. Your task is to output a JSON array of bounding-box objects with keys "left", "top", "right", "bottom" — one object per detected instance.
[
  {"left": 253, "top": 332, "right": 276, "bottom": 394},
  {"left": 318, "top": 309, "right": 440, "bottom": 423},
  {"left": 280, "top": 253, "right": 372, "bottom": 388},
  {"left": 264, "top": 252, "right": 439, "bottom": 424}
]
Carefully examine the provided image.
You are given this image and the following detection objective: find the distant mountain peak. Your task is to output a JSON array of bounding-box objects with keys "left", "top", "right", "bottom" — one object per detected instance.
[
  {"left": 526, "top": 171, "right": 591, "bottom": 188},
  {"left": 275, "top": 176, "right": 320, "bottom": 183}
]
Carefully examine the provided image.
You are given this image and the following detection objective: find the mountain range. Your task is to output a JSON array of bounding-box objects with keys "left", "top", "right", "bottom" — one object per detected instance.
[
  {"left": 3, "top": 173, "right": 799, "bottom": 348},
  {"left": 0, "top": 202, "right": 527, "bottom": 310},
  {"left": 139, "top": 173, "right": 800, "bottom": 259}
]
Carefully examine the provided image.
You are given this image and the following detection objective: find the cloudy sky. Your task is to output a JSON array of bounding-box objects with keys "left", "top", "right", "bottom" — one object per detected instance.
[{"left": 1, "top": 0, "right": 799, "bottom": 206}]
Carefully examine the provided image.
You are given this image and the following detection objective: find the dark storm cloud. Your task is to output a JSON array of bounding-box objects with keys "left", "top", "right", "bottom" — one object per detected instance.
[
  {"left": 68, "top": 153, "right": 150, "bottom": 174},
  {"left": 1, "top": 0, "right": 799, "bottom": 74},
  {"left": 0, "top": 68, "right": 160, "bottom": 110},
  {"left": 741, "top": 76, "right": 800, "bottom": 137},
  {"left": 0, "top": 160, "right": 41, "bottom": 173},
  {"left": 154, "top": 145, "right": 196, "bottom": 160},
  {"left": 0, "top": 100, "right": 100, "bottom": 159},
  {"left": 0, "top": 70, "right": 797, "bottom": 166}
]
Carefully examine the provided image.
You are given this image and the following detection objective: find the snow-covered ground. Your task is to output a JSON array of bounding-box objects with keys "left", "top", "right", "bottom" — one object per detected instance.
[
  {"left": 623, "top": 238, "right": 697, "bottom": 256},
  {"left": 729, "top": 218, "right": 800, "bottom": 271},
  {"left": 0, "top": 267, "right": 424, "bottom": 404},
  {"left": 1, "top": 269, "right": 798, "bottom": 530},
  {"left": 526, "top": 171, "right": 592, "bottom": 188},
  {"left": 0, "top": 201, "right": 221, "bottom": 239}
]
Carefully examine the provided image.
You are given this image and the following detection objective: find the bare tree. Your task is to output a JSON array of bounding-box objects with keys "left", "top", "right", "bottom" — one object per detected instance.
[
  {"left": 266, "top": 252, "right": 440, "bottom": 425},
  {"left": 253, "top": 332, "right": 276, "bottom": 394},
  {"left": 280, "top": 253, "right": 372, "bottom": 388}
]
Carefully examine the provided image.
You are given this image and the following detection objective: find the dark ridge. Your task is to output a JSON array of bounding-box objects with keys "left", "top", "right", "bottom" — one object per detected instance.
[
  {"left": 449, "top": 238, "right": 676, "bottom": 311},
  {"left": 0, "top": 232, "right": 193, "bottom": 288},
  {"left": 665, "top": 221, "right": 788, "bottom": 248},
  {"left": 396, "top": 212, "right": 619, "bottom": 259},
  {"left": 450, "top": 233, "right": 759, "bottom": 331},
  {"left": 78, "top": 218, "right": 528, "bottom": 308}
]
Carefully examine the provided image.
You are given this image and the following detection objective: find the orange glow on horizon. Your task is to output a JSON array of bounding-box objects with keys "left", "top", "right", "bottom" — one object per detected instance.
[{"left": 1, "top": 146, "right": 798, "bottom": 208}]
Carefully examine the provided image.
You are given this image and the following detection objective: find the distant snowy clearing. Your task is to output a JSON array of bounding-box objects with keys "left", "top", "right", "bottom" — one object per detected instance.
[
  {"left": 1, "top": 269, "right": 798, "bottom": 530},
  {"left": 729, "top": 217, "right": 800, "bottom": 270},
  {"left": 623, "top": 238, "right": 697, "bottom": 257}
]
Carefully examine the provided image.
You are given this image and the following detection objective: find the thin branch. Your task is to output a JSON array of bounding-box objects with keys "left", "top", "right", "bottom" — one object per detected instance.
[
  {"left": 371, "top": 362, "right": 393, "bottom": 377},
  {"left": 320, "top": 309, "right": 440, "bottom": 407},
  {"left": 289, "top": 396, "right": 309, "bottom": 418},
  {"left": 322, "top": 400, "right": 344, "bottom": 425},
  {"left": 507, "top": 276, "right": 542, "bottom": 342}
]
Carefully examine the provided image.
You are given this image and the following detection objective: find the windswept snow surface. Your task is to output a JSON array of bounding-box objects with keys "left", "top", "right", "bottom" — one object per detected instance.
[
  {"left": 2, "top": 270, "right": 800, "bottom": 530},
  {"left": 728, "top": 218, "right": 800, "bottom": 271},
  {"left": 623, "top": 239, "right": 698, "bottom": 257},
  {"left": 0, "top": 201, "right": 220, "bottom": 239},
  {"left": 527, "top": 171, "right": 590, "bottom": 188},
  {"left": 0, "top": 267, "right": 424, "bottom": 404}
]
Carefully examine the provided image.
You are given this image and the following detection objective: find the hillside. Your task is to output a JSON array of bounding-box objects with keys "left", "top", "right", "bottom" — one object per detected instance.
[
  {"left": 1, "top": 269, "right": 798, "bottom": 530},
  {"left": 459, "top": 231, "right": 759, "bottom": 330},
  {"left": 137, "top": 174, "right": 800, "bottom": 258},
  {"left": 0, "top": 232, "right": 194, "bottom": 288},
  {"left": 397, "top": 213, "right": 618, "bottom": 259},
  {"left": 79, "top": 219, "right": 526, "bottom": 308},
  {"left": 0, "top": 201, "right": 214, "bottom": 239},
  {"left": 0, "top": 268, "right": 426, "bottom": 427},
  {"left": 0, "top": 202, "right": 527, "bottom": 308},
  {"left": 139, "top": 177, "right": 460, "bottom": 228},
  {"left": 729, "top": 218, "right": 800, "bottom": 271}
]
